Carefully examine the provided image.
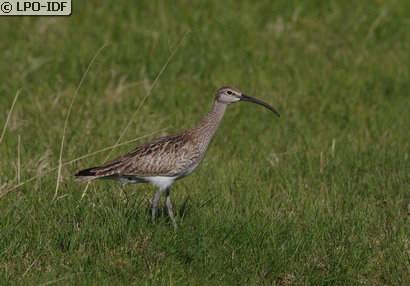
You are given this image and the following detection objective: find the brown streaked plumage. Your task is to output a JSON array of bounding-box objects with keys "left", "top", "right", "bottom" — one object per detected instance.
[{"left": 75, "top": 86, "right": 280, "bottom": 228}]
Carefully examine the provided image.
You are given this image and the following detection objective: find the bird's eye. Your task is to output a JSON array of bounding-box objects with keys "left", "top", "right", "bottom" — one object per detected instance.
[{"left": 227, "top": 90, "right": 233, "bottom": 95}]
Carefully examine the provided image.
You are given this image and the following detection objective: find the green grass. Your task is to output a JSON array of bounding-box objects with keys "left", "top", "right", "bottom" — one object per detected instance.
[{"left": 1, "top": 0, "right": 409, "bottom": 284}]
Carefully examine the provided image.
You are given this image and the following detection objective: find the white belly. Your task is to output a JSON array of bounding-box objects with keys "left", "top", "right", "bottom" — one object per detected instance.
[{"left": 118, "top": 175, "right": 177, "bottom": 189}]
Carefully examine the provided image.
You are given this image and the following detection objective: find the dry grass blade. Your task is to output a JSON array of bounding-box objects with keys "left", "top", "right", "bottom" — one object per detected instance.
[
  {"left": 69, "top": 126, "right": 170, "bottom": 167},
  {"left": 0, "top": 89, "right": 21, "bottom": 146},
  {"left": 0, "top": 183, "right": 7, "bottom": 196},
  {"left": 102, "top": 31, "right": 190, "bottom": 163},
  {"left": 52, "top": 43, "right": 110, "bottom": 204},
  {"left": 364, "top": 11, "right": 386, "bottom": 43},
  {"left": 17, "top": 134, "right": 21, "bottom": 183},
  {"left": 22, "top": 255, "right": 40, "bottom": 277},
  {"left": 0, "top": 128, "right": 168, "bottom": 199}
]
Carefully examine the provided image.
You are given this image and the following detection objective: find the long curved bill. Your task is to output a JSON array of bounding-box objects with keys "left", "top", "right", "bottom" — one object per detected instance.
[{"left": 240, "top": 94, "right": 280, "bottom": 118}]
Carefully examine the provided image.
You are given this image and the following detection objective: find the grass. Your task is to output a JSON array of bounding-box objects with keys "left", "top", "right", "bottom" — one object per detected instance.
[{"left": 1, "top": 0, "right": 409, "bottom": 284}]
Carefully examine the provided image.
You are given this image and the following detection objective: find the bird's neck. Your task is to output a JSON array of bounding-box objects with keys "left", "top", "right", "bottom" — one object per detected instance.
[
  {"left": 198, "top": 100, "right": 228, "bottom": 139},
  {"left": 182, "top": 100, "right": 227, "bottom": 159}
]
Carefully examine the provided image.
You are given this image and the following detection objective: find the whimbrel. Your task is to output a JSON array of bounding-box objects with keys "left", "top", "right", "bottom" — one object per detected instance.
[{"left": 75, "top": 87, "right": 280, "bottom": 228}]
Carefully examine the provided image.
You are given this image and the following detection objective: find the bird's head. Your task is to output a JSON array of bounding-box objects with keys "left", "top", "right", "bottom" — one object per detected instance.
[{"left": 215, "top": 86, "right": 280, "bottom": 117}]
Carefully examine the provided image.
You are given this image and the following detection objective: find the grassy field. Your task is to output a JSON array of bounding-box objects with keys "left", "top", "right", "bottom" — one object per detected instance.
[{"left": 1, "top": 0, "right": 409, "bottom": 284}]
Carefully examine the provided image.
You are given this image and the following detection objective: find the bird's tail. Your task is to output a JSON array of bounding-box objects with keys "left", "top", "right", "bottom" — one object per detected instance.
[{"left": 74, "top": 167, "right": 98, "bottom": 183}]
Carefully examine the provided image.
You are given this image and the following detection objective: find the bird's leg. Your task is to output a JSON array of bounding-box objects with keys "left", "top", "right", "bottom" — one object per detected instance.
[
  {"left": 165, "top": 187, "right": 177, "bottom": 230},
  {"left": 152, "top": 187, "right": 166, "bottom": 222}
]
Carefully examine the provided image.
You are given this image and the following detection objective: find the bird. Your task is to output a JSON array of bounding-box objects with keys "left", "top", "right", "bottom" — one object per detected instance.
[{"left": 75, "top": 86, "right": 280, "bottom": 228}]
